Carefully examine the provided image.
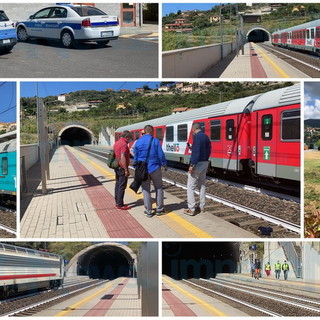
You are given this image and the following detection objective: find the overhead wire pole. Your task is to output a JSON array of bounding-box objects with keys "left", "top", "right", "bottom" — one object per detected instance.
[{"left": 220, "top": 4, "right": 224, "bottom": 60}]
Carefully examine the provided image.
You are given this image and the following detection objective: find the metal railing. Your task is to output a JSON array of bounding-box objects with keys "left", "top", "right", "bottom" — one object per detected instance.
[{"left": 279, "top": 242, "right": 302, "bottom": 278}]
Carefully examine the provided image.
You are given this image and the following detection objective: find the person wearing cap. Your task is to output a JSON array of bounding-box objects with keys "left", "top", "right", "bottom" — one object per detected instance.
[
  {"left": 275, "top": 260, "right": 281, "bottom": 279},
  {"left": 282, "top": 260, "right": 290, "bottom": 280}
]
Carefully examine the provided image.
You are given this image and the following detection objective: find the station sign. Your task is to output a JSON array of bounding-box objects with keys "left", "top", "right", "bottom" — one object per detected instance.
[{"left": 243, "top": 15, "right": 261, "bottom": 23}]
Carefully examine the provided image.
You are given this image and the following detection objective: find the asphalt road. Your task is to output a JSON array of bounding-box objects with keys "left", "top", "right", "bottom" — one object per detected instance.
[{"left": 0, "top": 37, "right": 158, "bottom": 78}]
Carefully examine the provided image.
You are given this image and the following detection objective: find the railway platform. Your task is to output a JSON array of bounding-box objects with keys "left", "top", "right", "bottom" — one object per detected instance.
[
  {"left": 162, "top": 276, "right": 249, "bottom": 317},
  {"left": 32, "top": 277, "right": 141, "bottom": 317},
  {"left": 201, "top": 42, "right": 311, "bottom": 78},
  {"left": 20, "top": 146, "right": 257, "bottom": 239}
]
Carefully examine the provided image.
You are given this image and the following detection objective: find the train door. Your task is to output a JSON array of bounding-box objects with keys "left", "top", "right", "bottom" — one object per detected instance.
[
  {"left": 288, "top": 31, "right": 292, "bottom": 45},
  {"left": 252, "top": 110, "right": 277, "bottom": 178},
  {"left": 306, "top": 27, "right": 315, "bottom": 47},
  {"left": 222, "top": 115, "right": 239, "bottom": 171}
]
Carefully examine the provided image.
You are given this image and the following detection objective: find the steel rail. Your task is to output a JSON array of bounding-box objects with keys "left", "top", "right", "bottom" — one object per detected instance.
[
  {"left": 163, "top": 177, "right": 300, "bottom": 234},
  {"left": 0, "top": 223, "right": 16, "bottom": 236},
  {"left": 182, "top": 279, "right": 281, "bottom": 317},
  {"left": 200, "top": 278, "right": 320, "bottom": 314}
]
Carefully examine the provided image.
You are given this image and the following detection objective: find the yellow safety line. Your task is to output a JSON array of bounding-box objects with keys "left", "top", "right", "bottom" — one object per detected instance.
[
  {"left": 251, "top": 42, "right": 290, "bottom": 78},
  {"left": 70, "top": 147, "right": 213, "bottom": 238},
  {"left": 162, "top": 276, "right": 226, "bottom": 317},
  {"left": 55, "top": 278, "right": 123, "bottom": 317}
]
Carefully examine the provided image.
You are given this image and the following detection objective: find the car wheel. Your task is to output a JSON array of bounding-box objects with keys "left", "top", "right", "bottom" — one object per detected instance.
[
  {"left": 17, "top": 27, "right": 29, "bottom": 42},
  {"left": 97, "top": 40, "right": 110, "bottom": 48},
  {"left": 60, "top": 30, "right": 76, "bottom": 48}
]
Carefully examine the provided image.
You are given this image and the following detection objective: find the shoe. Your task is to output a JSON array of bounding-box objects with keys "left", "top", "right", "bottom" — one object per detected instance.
[
  {"left": 115, "top": 205, "right": 130, "bottom": 210},
  {"left": 156, "top": 209, "right": 166, "bottom": 216},
  {"left": 144, "top": 210, "right": 154, "bottom": 218},
  {"left": 183, "top": 209, "right": 196, "bottom": 216},
  {"left": 200, "top": 207, "right": 205, "bottom": 213}
]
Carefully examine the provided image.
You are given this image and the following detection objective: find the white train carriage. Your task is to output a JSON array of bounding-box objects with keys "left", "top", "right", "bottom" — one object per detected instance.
[{"left": 0, "top": 243, "right": 64, "bottom": 298}]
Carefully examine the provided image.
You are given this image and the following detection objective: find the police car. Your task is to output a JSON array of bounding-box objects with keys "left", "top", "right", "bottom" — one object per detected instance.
[
  {"left": 0, "top": 10, "right": 17, "bottom": 52},
  {"left": 16, "top": 5, "right": 120, "bottom": 48}
]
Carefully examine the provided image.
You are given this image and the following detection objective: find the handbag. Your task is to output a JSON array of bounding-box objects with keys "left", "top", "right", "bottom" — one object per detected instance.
[
  {"left": 134, "top": 137, "right": 153, "bottom": 182},
  {"left": 106, "top": 150, "right": 119, "bottom": 169}
]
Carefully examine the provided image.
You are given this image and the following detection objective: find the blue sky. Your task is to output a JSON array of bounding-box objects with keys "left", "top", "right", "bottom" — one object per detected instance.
[
  {"left": 0, "top": 82, "right": 16, "bottom": 123},
  {"left": 305, "top": 82, "right": 320, "bottom": 119},
  {"left": 20, "top": 82, "right": 161, "bottom": 98},
  {"left": 162, "top": 3, "right": 220, "bottom": 16}
]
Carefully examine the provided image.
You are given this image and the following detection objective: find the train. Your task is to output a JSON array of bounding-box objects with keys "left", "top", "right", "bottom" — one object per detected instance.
[
  {"left": 116, "top": 84, "right": 300, "bottom": 184},
  {"left": 0, "top": 243, "right": 64, "bottom": 299},
  {"left": 0, "top": 131, "right": 16, "bottom": 203},
  {"left": 271, "top": 19, "right": 320, "bottom": 55}
]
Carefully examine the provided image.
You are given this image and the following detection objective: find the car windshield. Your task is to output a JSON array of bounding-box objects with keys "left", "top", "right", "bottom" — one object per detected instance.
[
  {"left": 71, "top": 6, "right": 107, "bottom": 17},
  {"left": 0, "top": 11, "right": 9, "bottom": 22}
]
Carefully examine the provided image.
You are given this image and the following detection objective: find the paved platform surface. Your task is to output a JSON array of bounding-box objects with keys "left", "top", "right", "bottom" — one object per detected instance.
[
  {"left": 20, "top": 146, "right": 257, "bottom": 239},
  {"left": 33, "top": 277, "right": 141, "bottom": 317},
  {"left": 162, "top": 276, "right": 248, "bottom": 317},
  {"left": 202, "top": 42, "right": 310, "bottom": 78}
]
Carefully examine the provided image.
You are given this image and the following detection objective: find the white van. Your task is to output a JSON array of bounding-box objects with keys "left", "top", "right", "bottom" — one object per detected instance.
[{"left": 0, "top": 10, "right": 17, "bottom": 52}]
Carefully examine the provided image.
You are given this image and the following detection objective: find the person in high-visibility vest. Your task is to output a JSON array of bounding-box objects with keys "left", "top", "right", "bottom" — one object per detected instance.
[
  {"left": 265, "top": 262, "right": 271, "bottom": 277},
  {"left": 282, "top": 260, "right": 290, "bottom": 280},
  {"left": 275, "top": 260, "right": 281, "bottom": 279}
]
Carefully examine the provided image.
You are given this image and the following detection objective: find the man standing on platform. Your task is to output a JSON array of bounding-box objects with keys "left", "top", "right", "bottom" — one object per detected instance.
[
  {"left": 282, "top": 260, "right": 290, "bottom": 280},
  {"left": 275, "top": 260, "right": 281, "bottom": 279},
  {"left": 113, "top": 130, "right": 132, "bottom": 210},
  {"left": 184, "top": 122, "right": 211, "bottom": 216}
]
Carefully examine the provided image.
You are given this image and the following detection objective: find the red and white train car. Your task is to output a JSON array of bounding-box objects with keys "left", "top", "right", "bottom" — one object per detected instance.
[
  {"left": 0, "top": 243, "right": 64, "bottom": 298},
  {"left": 116, "top": 84, "right": 300, "bottom": 183},
  {"left": 272, "top": 19, "right": 320, "bottom": 54}
]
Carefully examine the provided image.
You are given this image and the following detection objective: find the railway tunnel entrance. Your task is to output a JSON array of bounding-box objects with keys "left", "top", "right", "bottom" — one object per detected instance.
[
  {"left": 58, "top": 125, "right": 95, "bottom": 146},
  {"left": 67, "top": 243, "right": 137, "bottom": 280},
  {"left": 162, "top": 242, "right": 240, "bottom": 280},
  {"left": 247, "top": 28, "right": 270, "bottom": 42}
]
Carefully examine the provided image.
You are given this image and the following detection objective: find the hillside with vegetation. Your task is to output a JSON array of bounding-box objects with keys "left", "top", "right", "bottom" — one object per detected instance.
[
  {"left": 21, "top": 82, "right": 294, "bottom": 144},
  {"left": 163, "top": 3, "right": 320, "bottom": 51}
]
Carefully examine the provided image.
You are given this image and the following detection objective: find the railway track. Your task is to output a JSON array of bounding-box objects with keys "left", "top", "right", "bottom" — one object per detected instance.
[
  {"left": 184, "top": 278, "right": 320, "bottom": 317},
  {"left": 76, "top": 146, "right": 300, "bottom": 237},
  {"left": 0, "top": 279, "right": 107, "bottom": 317},
  {"left": 259, "top": 43, "right": 320, "bottom": 77},
  {"left": 0, "top": 208, "right": 16, "bottom": 237}
]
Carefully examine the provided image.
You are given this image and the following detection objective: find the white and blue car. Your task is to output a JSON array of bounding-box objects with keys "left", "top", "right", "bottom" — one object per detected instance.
[
  {"left": 0, "top": 10, "right": 17, "bottom": 52},
  {"left": 16, "top": 5, "right": 120, "bottom": 48}
]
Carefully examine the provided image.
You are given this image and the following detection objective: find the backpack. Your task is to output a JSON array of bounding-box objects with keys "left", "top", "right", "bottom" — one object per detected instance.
[{"left": 106, "top": 150, "right": 119, "bottom": 169}]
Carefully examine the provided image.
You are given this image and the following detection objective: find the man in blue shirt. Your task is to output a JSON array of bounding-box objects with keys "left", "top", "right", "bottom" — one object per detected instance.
[
  {"left": 184, "top": 122, "right": 211, "bottom": 216},
  {"left": 134, "top": 125, "right": 167, "bottom": 217}
]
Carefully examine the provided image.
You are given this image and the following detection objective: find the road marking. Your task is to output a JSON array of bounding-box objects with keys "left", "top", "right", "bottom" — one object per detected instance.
[
  {"left": 55, "top": 278, "right": 123, "bottom": 317},
  {"left": 251, "top": 42, "right": 290, "bottom": 78},
  {"left": 71, "top": 147, "right": 213, "bottom": 238},
  {"left": 162, "top": 277, "right": 226, "bottom": 317}
]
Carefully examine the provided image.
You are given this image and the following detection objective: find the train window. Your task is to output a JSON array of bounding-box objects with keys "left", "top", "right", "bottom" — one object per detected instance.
[
  {"left": 2, "top": 157, "right": 8, "bottom": 175},
  {"left": 166, "top": 126, "right": 174, "bottom": 142},
  {"left": 307, "top": 29, "right": 310, "bottom": 39},
  {"left": 156, "top": 128, "right": 163, "bottom": 141},
  {"left": 311, "top": 28, "right": 315, "bottom": 39},
  {"left": 178, "top": 124, "right": 188, "bottom": 141},
  {"left": 281, "top": 109, "right": 300, "bottom": 141},
  {"left": 317, "top": 28, "right": 320, "bottom": 38},
  {"left": 261, "top": 115, "right": 273, "bottom": 141},
  {"left": 210, "top": 120, "right": 221, "bottom": 141},
  {"left": 226, "top": 119, "right": 235, "bottom": 141},
  {"left": 16, "top": 247, "right": 27, "bottom": 254},
  {"left": 134, "top": 131, "right": 139, "bottom": 140},
  {"left": 2, "top": 244, "right": 15, "bottom": 252}
]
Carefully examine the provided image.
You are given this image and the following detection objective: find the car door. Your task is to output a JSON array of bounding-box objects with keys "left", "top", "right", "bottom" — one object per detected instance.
[
  {"left": 28, "top": 7, "right": 53, "bottom": 38},
  {"left": 45, "top": 7, "right": 68, "bottom": 39}
]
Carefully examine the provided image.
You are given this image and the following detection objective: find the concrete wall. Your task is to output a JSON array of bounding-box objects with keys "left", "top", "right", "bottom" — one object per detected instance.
[
  {"left": 0, "top": 3, "right": 138, "bottom": 24},
  {"left": 20, "top": 144, "right": 39, "bottom": 171},
  {"left": 99, "top": 126, "right": 115, "bottom": 146},
  {"left": 162, "top": 42, "right": 236, "bottom": 78},
  {"left": 302, "top": 243, "right": 320, "bottom": 283}
]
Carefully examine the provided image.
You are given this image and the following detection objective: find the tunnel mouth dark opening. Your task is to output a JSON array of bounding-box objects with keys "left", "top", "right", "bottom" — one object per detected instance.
[
  {"left": 78, "top": 249, "right": 131, "bottom": 280},
  {"left": 60, "top": 127, "right": 92, "bottom": 146},
  {"left": 247, "top": 29, "right": 269, "bottom": 43},
  {"left": 162, "top": 242, "right": 239, "bottom": 280}
]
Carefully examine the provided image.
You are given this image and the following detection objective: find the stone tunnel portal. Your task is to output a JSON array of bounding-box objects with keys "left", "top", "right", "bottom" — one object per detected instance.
[
  {"left": 59, "top": 125, "right": 94, "bottom": 146},
  {"left": 247, "top": 28, "right": 270, "bottom": 43},
  {"left": 162, "top": 242, "right": 240, "bottom": 280},
  {"left": 67, "top": 243, "right": 137, "bottom": 280}
]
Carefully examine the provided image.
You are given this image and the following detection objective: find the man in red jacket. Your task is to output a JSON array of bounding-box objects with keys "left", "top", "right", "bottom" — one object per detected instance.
[{"left": 113, "top": 130, "right": 132, "bottom": 210}]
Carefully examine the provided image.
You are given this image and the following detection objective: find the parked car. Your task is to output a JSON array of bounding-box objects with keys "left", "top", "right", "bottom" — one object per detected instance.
[
  {"left": 0, "top": 10, "right": 17, "bottom": 52},
  {"left": 16, "top": 5, "right": 120, "bottom": 48}
]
